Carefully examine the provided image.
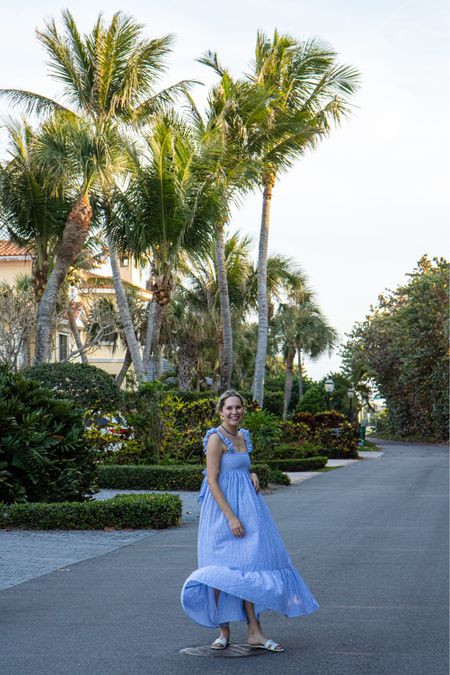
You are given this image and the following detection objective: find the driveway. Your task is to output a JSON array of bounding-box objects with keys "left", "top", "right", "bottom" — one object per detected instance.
[{"left": 0, "top": 440, "right": 448, "bottom": 675}]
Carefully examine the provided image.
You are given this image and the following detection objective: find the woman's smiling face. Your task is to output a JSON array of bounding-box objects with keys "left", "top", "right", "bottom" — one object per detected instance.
[{"left": 220, "top": 396, "right": 244, "bottom": 427}]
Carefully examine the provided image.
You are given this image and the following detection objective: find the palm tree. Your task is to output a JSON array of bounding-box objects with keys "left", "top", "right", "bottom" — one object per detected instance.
[
  {"left": 0, "top": 11, "right": 187, "bottom": 370},
  {"left": 112, "top": 113, "right": 216, "bottom": 379},
  {"left": 273, "top": 297, "right": 337, "bottom": 417},
  {"left": 190, "top": 60, "right": 269, "bottom": 390},
  {"left": 248, "top": 30, "right": 360, "bottom": 405},
  {"left": 0, "top": 119, "right": 72, "bottom": 302}
]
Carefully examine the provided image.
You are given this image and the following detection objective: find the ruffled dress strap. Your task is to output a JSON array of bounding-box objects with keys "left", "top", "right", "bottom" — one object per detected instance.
[
  {"left": 239, "top": 428, "right": 253, "bottom": 453},
  {"left": 199, "top": 427, "right": 218, "bottom": 504},
  {"left": 202, "top": 427, "right": 219, "bottom": 454}
]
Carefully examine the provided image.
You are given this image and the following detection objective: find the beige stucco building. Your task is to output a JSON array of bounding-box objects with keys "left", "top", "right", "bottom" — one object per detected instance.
[{"left": 0, "top": 240, "right": 151, "bottom": 379}]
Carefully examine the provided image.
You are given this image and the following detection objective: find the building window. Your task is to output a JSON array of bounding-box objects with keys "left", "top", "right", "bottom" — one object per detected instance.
[
  {"left": 119, "top": 256, "right": 129, "bottom": 267},
  {"left": 58, "top": 333, "right": 69, "bottom": 361}
]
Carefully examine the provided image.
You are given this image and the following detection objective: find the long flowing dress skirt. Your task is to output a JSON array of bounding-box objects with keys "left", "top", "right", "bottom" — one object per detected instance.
[{"left": 181, "top": 428, "right": 319, "bottom": 628}]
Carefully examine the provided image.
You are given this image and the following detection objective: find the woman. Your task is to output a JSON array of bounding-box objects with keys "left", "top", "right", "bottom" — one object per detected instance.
[{"left": 181, "top": 390, "right": 318, "bottom": 651}]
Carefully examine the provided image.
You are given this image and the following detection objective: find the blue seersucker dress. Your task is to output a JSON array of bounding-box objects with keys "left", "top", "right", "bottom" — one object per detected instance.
[{"left": 180, "top": 427, "right": 319, "bottom": 628}]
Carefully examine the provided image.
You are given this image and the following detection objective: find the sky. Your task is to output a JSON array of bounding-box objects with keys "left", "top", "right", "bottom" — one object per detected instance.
[{"left": 0, "top": 0, "right": 448, "bottom": 379}]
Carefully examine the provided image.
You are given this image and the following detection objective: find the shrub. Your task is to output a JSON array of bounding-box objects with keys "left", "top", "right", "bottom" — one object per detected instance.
[
  {"left": 272, "top": 442, "right": 321, "bottom": 459},
  {"left": 313, "top": 422, "right": 359, "bottom": 459},
  {"left": 24, "top": 362, "right": 121, "bottom": 413},
  {"left": 250, "top": 463, "right": 270, "bottom": 489},
  {"left": 279, "top": 420, "right": 310, "bottom": 443},
  {"left": 262, "top": 390, "right": 284, "bottom": 416},
  {"left": 85, "top": 418, "right": 144, "bottom": 464},
  {"left": 97, "top": 464, "right": 205, "bottom": 491},
  {"left": 267, "top": 468, "right": 291, "bottom": 485},
  {"left": 165, "top": 390, "right": 216, "bottom": 403},
  {"left": 314, "top": 410, "right": 346, "bottom": 428},
  {"left": 291, "top": 411, "right": 316, "bottom": 427},
  {"left": 266, "top": 457, "right": 328, "bottom": 471},
  {"left": 98, "top": 462, "right": 271, "bottom": 491},
  {"left": 0, "top": 366, "right": 97, "bottom": 504},
  {"left": 0, "top": 493, "right": 181, "bottom": 529},
  {"left": 122, "top": 382, "right": 164, "bottom": 464},
  {"left": 244, "top": 410, "right": 281, "bottom": 460}
]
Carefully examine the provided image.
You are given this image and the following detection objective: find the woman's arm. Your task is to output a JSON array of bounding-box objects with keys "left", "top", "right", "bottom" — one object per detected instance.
[{"left": 206, "top": 434, "right": 244, "bottom": 537}]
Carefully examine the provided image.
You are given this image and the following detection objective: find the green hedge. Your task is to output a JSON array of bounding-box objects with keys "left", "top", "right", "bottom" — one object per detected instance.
[
  {"left": 0, "top": 494, "right": 181, "bottom": 530},
  {"left": 273, "top": 442, "right": 322, "bottom": 459},
  {"left": 266, "top": 457, "right": 328, "bottom": 471},
  {"left": 97, "top": 464, "right": 205, "bottom": 491},
  {"left": 267, "top": 468, "right": 291, "bottom": 485},
  {"left": 98, "top": 463, "right": 271, "bottom": 491}
]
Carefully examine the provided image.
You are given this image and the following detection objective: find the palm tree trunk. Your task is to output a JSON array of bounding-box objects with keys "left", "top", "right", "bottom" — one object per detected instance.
[
  {"left": 67, "top": 305, "right": 88, "bottom": 364},
  {"left": 252, "top": 174, "right": 275, "bottom": 405},
  {"left": 215, "top": 222, "right": 233, "bottom": 392},
  {"left": 116, "top": 347, "right": 132, "bottom": 388},
  {"left": 147, "top": 303, "right": 163, "bottom": 380},
  {"left": 297, "top": 348, "right": 304, "bottom": 400},
  {"left": 283, "top": 347, "right": 295, "bottom": 419},
  {"left": 142, "top": 299, "right": 157, "bottom": 372},
  {"left": 107, "top": 232, "right": 146, "bottom": 384},
  {"left": 34, "top": 193, "right": 92, "bottom": 364},
  {"left": 178, "top": 337, "right": 197, "bottom": 390}
]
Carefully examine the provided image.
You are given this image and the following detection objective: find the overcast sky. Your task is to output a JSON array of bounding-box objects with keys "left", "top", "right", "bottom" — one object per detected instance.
[{"left": 0, "top": 0, "right": 448, "bottom": 379}]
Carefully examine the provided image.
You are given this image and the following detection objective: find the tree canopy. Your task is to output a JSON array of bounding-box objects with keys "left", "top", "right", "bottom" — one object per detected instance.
[{"left": 341, "top": 256, "right": 449, "bottom": 440}]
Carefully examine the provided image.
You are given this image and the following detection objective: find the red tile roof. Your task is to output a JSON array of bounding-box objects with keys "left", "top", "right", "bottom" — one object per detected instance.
[{"left": 0, "top": 240, "right": 30, "bottom": 257}]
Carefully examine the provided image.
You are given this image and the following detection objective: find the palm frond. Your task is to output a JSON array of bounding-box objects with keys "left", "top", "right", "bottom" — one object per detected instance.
[{"left": 0, "top": 89, "right": 71, "bottom": 116}]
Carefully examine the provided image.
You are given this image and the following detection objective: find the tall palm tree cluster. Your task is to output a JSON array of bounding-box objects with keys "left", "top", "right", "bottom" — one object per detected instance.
[{"left": 0, "top": 11, "right": 360, "bottom": 405}]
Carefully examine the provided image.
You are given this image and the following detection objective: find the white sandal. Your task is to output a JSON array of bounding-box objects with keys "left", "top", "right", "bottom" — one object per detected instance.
[
  {"left": 211, "top": 635, "right": 230, "bottom": 650},
  {"left": 247, "top": 639, "right": 284, "bottom": 652}
]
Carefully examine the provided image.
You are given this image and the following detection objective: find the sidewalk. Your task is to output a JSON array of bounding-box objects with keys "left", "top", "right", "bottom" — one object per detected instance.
[{"left": 286, "top": 449, "right": 384, "bottom": 485}]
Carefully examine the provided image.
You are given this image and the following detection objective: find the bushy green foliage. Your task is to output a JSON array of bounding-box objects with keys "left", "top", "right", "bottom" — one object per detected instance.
[
  {"left": 341, "top": 256, "right": 449, "bottom": 440},
  {"left": 267, "top": 457, "right": 328, "bottom": 471},
  {"left": 279, "top": 411, "right": 358, "bottom": 458},
  {"left": 314, "top": 423, "right": 359, "bottom": 459},
  {"left": 273, "top": 441, "right": 321, "bottom": 459},
  {"left": 0, "top": 366, "right": 97, "bottom": 504},
  {"left": 165, "top": 390, "right": 216, "bottom": 403},
  {"left": 24, "top": 362, "right": 121, "bottom": 413},
  {"left": 244, "top": 410, "right": 282, "bottom": 460},
  {"left": 267, "top": 468, "right": 291, "bottom": 485},
  {"left": 249, "top": 463, "right": 270, "bottom": 489},
  {"left": 97, "top": 464, "right": 206, "bottom": 490},
  {"left": 314, "top": 411, "right": 346, "bottom": 427},
  {"left": 122, "top": 382, "right": 164, "bottom": 464},
  {"left": 0, "top": 493, "right": 181, "bottom": 529},
  {"left": 122, "top": 388, "right": 218, "bottom": 465},
  {"left": 295, "top": 384, "right": 327, "bottom": 413},
  {"left": 97, "top": 462, "right": 271, "bottom": 490},
  {"left": 159, "top": 395, "right": 218, "bottom": 463}
]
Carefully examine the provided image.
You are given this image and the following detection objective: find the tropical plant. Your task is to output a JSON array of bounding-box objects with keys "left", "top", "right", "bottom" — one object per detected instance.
[
  {"left": 189, "top": 61, "right": 270, "bottom": 390},
  {"left": 0, "top": 11, "right": 187, "bottom": 369},
  {"left": 112, "top": 112, "right": 216, "bottom": 380},
  {"left": 0, "top": 365, "right": 96, "bottom": 504},
  {"left": 247, "top": 30, "right": 360, "bottom": 405},
  {"left": 0, "top": 119, "right": 73, "bottom": 302}
]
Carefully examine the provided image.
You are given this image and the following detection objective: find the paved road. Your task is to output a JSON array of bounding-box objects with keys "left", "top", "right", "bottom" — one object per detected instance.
[{"left": 0, "top": 440, "right": 448, "bottom": 675}]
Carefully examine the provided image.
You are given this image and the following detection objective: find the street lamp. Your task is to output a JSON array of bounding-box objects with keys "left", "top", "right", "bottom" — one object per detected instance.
[
  {"left": 324, "top": 378, "right": 334, "bottom": 410},
  {"left": 347, "top": 387, "right": 355, "bottom": 422}
]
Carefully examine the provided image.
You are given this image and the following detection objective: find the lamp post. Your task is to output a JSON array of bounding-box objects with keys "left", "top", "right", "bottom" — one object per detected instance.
[
  {"left": 348, "top": 387, "right": 355, "bottom": 423},
  {"left": 324, "top": 378, "right": 334, "bottom": 410}
]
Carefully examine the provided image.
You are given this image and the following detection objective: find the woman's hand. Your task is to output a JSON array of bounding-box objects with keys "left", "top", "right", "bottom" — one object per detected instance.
[
  {"left": 250, "top": 472, "right": 260, "bottom": 493},
  {"left": 227, "top": 515, "right": 245, "bottom": 537}
]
